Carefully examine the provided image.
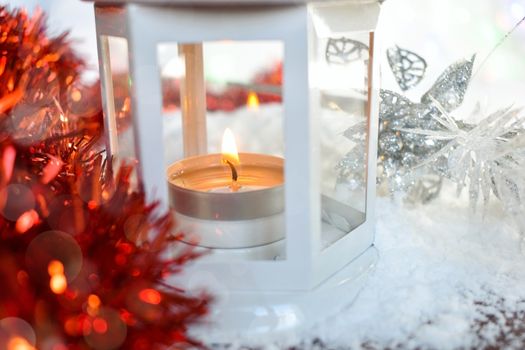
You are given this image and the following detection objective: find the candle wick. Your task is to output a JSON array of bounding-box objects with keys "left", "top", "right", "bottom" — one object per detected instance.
[
  {"left": 225, "top": 160, "right": 238, "bottom": 182},
  {"left": 223, "top": 158, "right": 240, "bottom": 191}
]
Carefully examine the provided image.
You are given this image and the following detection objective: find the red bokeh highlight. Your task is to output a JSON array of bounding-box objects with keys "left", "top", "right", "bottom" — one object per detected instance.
[{"left": 138, "top": 289, "right": 162, "bottom": 305}]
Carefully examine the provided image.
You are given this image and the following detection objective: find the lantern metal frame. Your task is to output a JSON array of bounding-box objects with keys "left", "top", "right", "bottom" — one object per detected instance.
[{"left": 90, "top": 0, "right": 381, "bottom": 341}]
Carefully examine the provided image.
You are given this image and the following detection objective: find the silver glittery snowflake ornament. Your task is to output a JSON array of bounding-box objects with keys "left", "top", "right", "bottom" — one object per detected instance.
[
  {"left": 337, "top": 55, "right": 476, "bottom": 200},
  {"left": 402, "top": 99, "right": 525, "bottom": 234}
]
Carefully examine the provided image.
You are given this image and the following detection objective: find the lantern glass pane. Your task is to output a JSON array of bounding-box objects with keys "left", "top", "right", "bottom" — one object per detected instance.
[
  {"left": 310, "top": 27, "right": 371, "bottom": 248},
  {"left": 158, "top": 41, "right": 286, "bottom": 256},
  {"left": 103, "top": 36, "right": 136, "bottom": 165},
  {"left": 158, "top": 41, "right": 284, "bottom": 164}
]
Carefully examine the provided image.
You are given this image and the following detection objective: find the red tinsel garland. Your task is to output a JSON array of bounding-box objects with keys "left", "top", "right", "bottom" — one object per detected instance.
[
  {"left": 161, "top": 63, "right": 282, "bottom": 113},
  {"left": 0, "top": 6, "right": 210, "bottom": 350}
]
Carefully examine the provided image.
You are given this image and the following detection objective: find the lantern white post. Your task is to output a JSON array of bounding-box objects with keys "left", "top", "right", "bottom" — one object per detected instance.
[
  {"left": 282, "top": 7, "right": 320, "bottom": 279},
  {"left": 126, "top": 7, "right": 169, "bottom": 205},
  {"left": 366, "top": 31, "right": 379, "bottom": 233},
  {"left": 179, "top": 43, "right": 208, "bottom": 157},
  {"left": 97, "top": 35, "right": 119, "bottom": 156}
]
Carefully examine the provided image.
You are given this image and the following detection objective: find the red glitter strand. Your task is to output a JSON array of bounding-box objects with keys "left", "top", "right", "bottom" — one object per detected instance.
[{"left": 0, "top": 6, "right": 210, "bottom": 349}]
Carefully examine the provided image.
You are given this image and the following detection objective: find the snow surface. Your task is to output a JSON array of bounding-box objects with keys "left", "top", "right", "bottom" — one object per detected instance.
[{"left": 309, "top": 187, "right": 525, "bottom": 349}]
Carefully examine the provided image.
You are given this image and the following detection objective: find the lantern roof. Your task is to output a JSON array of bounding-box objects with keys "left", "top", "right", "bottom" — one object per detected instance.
[{"left": 85, "top": 0, "right": 378, "bottom": 5}]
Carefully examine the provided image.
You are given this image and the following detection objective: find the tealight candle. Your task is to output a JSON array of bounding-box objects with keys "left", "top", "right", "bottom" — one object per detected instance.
[{"left": 166, "top": 128, "right": 284, "bottom": 249}]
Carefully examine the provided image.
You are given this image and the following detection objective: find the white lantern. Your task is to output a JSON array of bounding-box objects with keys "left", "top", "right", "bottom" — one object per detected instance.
[{"left": 89, "top": 0, "right": 381, "bottom": 341}]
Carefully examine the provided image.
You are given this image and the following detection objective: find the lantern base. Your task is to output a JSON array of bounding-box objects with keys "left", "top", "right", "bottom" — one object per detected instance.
[{"left": 189, "top": 245, "right": 378, "bottom": 345}]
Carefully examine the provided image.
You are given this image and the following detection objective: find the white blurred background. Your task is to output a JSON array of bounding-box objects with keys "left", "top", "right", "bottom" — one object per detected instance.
[
  {"left": 376, "top": 0, "right": 525, "bottom": 121},
  {"left": 7, "top": 0, "right": 525, "bottom": 118}
]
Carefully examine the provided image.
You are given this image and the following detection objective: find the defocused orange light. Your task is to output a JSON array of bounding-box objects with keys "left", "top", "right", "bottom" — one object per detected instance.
[
  {"left": 7, "top": 337, "right": 35, "bottom": 350},
  {"left": 246, "top": 91, "right": 259, "bottom": 110},
  {"left": 48, "top": 260, "right": 67, "bottom": 294},
  {"left": 15, "top": 209, "right": 39, "bottom": 234},
  {"left": 87, "top": 294, "right": 101, "bottom": 316},
  {"left": 88, "top": 294, "right": 101, "bottom": 309},
  {"left": 139, "top": 288, "right": 162, "bottom": 305},
  {"left": 50, "top": 274, "right": 67, "bottom": 294},
  {"left": 87, "top": 294, "right": 101, "bottom": 317},
  {"left": 71, "top": 89, "right": 82, "bottom": 102},
  {"left": 48, "top": 260, "right": 64, "bottom": 276}
]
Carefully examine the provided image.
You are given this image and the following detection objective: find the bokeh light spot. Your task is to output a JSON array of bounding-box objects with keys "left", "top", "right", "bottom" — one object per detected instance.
[
  {"left": 0, "top": 318, "right": 36, "bottom": 350},
  {"left": 87, "top": 294, "right": 101, "bottom": 316},
  {"left": 246, "top": 91, "right": 260, "bottom": 110},
  {"left": 7, "top": 336, "right": 35, "bottom": 350},
  {"left": 92, "top": 318, "right": 108, "bottom": 334},
  {"left": 71, "top": 89, "right": 82, "bottom": 102},
  {"left": 26, "top": 231, "right": 83, "bottom": 285},
  {"left": 138, "top": 288, "right": 162, "bottom": 305},
  {"left": 48, "top": 260, "right": 64, "bottom": 276},
  {"left": 64, "top": 317, "right": 80, "bottom": 336},
  {"left": 15, "top": 209, "right": 39, "bottom": 234},
  {"left": 83, "top": 308, "right": 127, "bottom": 350},
  {"left": 88, "top": 294, "right": 101, "bottom": 310},
  {"left": 50, "top": 273, "right": 67, "bottom": 294},
  {"left": 48, "top": 260, "right": 68, "bottom": 294}
]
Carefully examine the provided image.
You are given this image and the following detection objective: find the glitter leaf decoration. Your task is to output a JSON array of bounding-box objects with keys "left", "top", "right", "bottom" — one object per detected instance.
[
  {"left": 387, "top": 46, "right": 427, "bottom": 91},
  {"left": 339, "top": 55, "right": 475, "bottom": 202},
  {"left": 325, "top": 38, "right": 369, "bottom": 65},
  {"left": 421, "top": 55, "right": 475, "bottom": 111}
]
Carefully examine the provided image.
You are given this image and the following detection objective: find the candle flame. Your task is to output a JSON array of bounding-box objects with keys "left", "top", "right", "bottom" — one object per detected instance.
[
  {"left": 246, "top": 91, "right": 259, "bottom": 110},
  {"left": 221, "top": 128, "right": 239, "bottom": 164}
]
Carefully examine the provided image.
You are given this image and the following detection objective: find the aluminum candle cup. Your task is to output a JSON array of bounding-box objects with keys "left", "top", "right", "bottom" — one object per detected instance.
[{"left": 167, "top": 153, "right": 284, "bottom": 249}]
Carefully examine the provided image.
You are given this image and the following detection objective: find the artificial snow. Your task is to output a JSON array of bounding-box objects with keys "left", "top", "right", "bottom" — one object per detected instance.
[
  {"left": 206, "top": 180, "right": 525, "bottom": 349},
  {"left": 307, "top": 185, "right": 525, "bottom": 349}
]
